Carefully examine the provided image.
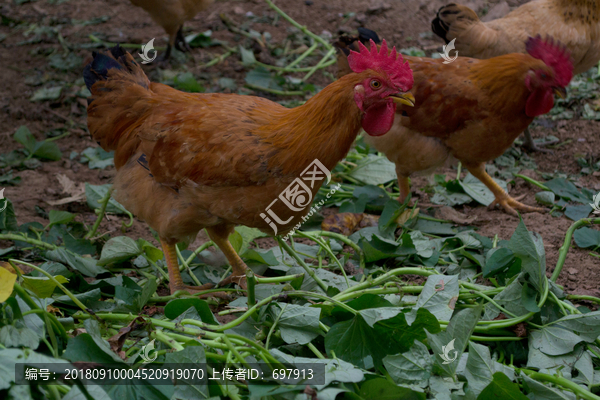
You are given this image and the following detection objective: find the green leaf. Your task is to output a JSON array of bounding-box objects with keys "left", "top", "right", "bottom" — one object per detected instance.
[
  {"left": 464, "top": 341, "right": 514, "bottom": 398},
  {"left": 427, "top": 305, "right": 481, "bottom": 376},
  {"left": 564, "top": 204, "right": 592, "bottom": 221},
  {"left": 521, "top": 281, "right": 541, "bottom": 312},
  {"left": 459, "top": 173, "right": 508, "bottom": 206},
  {"left": 431, "top": 185, "right": 472, "bottom": 206},
  {"left": 13, "top": 126, "right": 36, "bottom": 153},
  {"left": 30, "top": 86, "right": 62, "bottom": 102},
  {"left": 349, "top": 155, "right": 397, "bottom": 185},
  {"left": 415, "top": 275, "right": 459, "bottom": 321},
  {"left": 239, "top": 46, "right": 256, "bottom": 66},
  {"left": 0, "top": 199, "right": 18, "bottom": 231},
  {"left": 48, "top": 210, "right": 75, "bottom": 227},
  {"left": 483, "top": 276, "right": 529, "bottom": 320},
  {"left": 164, "top": 346, "right": 209, "bottom": 399},
  {"left": 98, "top": 236, "right": 142, "bottom": 266},
  {"left": 79, "top": 147, "right": 114, "bottom": 169},
  {"left": 271, "top": 303, "right": 322, "bottom": 345},
  {"left": 483, "top": 247, "right": 516, "bottom": 278},
  {"left": 477, "top": 372, "right": 528, "bottom": 400},
  {"left": 45, "top": 248, "right": 107, "bottom": 277},
  {"left": 383, "top": 340, "right": 432, "bottom": 387},
  {"left": 506, "top": 219, "right": 545, "bottom": 292},
  {"left": 545, "top": 178, "right": 592, "bottom": 204},
  {"left": 21, "top": 275, "right": 68, "bottom": 298},
  {"left": 325, "top": 307, "right": 439, "bottom": 369},
  {"left": 530, "top": 311, "right": 600, "bottom": 356},
  {"left": 245, "top": 67, "right": 282, "bottom": 91},
  {"left": 229, "top": 226, "right": 267, "bottom": 255},
  {"left": 378, "top": 199, "right": 403, "bottom": 236},
  {"left": 521, "top": 373, "right": 576, "bottom": 400},
  {"left": 0, "top": 325, "right": 39, "bottom": 349},
  {"left": 32, "top": 141, "right": 62, "bottom": 160},
  {"left": 186, "top": 30, "right": 213, "bottom": 48},
  {"left": 164, "top": 298, "right": 218, "bottom": 324},
  {"left": 63, "top": 320, "right": 125, "bottom": 363},
  {"left": 359, "top": 378, "right": 425, "bottom": 400},
  {"left": 174, "top": 72, "right": 204, "bottom": 93},
  {"left": 574, "top": 227, "right": 600, "bottom": 249},
  {"left": 535, "top": 191, "right": 556, "bottom": 206},
  {"left": 85, "top": 183, "right": 130, "bottom": 215}
]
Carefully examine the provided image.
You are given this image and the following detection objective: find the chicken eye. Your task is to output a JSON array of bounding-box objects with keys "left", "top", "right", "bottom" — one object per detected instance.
[
  {"left": 370, "top": 80, "right": 382, "bottom": 89},
  {"left": 540, "top": 73, "right": 548, "bottom": 79}
]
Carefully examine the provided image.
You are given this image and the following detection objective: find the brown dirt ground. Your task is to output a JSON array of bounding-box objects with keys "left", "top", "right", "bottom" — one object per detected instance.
[{"left": 0, "top": 0, "right": 598, "bottom": 298}]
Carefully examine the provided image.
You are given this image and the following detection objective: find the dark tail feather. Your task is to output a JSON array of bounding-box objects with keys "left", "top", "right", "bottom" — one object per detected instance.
[
  {"left": 357, "top": 28, "right": 381, "bottom": 45},
  {"left": 83, "top": 46, "right": 128, "bottom": 92},
  {"left": 83, "top": 45, "right": 149, "bottom": 106},
  {"left": 334, "top": 27, "right": 381, "bottom": 56},
  {"left": 431, "top": 5, "right": 454, "bottom": 43}
]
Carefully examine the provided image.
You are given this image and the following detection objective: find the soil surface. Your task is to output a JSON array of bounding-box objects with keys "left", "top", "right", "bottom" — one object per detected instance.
[{"left": 0, "top": 0, "right": 598, "bottom": 298}]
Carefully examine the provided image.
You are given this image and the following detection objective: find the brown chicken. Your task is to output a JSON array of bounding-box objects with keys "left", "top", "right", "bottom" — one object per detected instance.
[
  {"left": 431, "top": 0, "right": 600, "bottom": 151},
  {"left": 336, "top": 30, "right": 573, "bottom": 216},
  {"left": 129, "top": 0, "right": 213, "bottom": 59},
  {"left": 83, "top": 43, "right": 414, "bottom": 294}
]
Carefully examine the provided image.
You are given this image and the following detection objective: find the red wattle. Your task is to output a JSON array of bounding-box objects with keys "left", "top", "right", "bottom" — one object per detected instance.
[
  {"left": 362, "top": 102, "right": 396, "bottom": 136},
  {"left": 526, "top": 88, "right": 554, "bottom": 117}
]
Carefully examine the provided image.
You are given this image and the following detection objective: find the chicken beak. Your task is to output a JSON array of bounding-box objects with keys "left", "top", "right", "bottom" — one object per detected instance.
[
  {"left": 554, "top": 87, "right": 567, "bottom": 99},
  {"left": 390, "top": 92, "right": 416, "bottom": 107}
]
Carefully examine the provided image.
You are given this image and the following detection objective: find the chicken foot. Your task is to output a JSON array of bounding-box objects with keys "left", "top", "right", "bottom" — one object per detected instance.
[
  {"left": 521, "top": 127, "right": 557, "bottom": 153},
  {"left": 466, "top": 163, "right": 544, "bottom": 216},
  {"left": 160, "top": 238, "right": 229, "bottom": 299},
  {"left": 206, "top": 226, "right": 254, "bottom": 290}
]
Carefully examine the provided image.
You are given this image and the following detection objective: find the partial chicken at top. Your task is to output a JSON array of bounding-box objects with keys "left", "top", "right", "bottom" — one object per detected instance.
[
  {"left": 336, "top": 30, "right": 573, "bottom": 216},
  {"left": 432, "top": 0, "right": 600, "bottom": 151},
  {"left": 129, "top": 0, "right": 214, "bottom": 60}
]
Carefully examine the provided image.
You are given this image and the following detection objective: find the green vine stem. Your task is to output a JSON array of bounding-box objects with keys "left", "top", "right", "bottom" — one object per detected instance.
[
  {"left": 513, "top": 174, "right": 551, "bottom": 191},
  {"left": 276, "top": 237, "right": 328, "bottom": 292},
  {"left": 11, "top": 259, "right": 92, "bottom": 315},
  {"left": 245, "top": 82, "right": 304, "bottom": 96},
  {"left": 298, "top": 230, "right": 366, "bottom": 270},
  {"left": 12, "top": 283, "right": 69, "bottom": 342},
  {"left": 0, "top": 234, "right": 57, "bottom": 250},
  {"left": 520, "top": 369, "right": 600, "bottom": 400},
  {"left": 263, "top": 0, "right": 333, "bottom": 50},
  {"left": 551, "top": 218, "right": 600, "bottom": 282},
  {"left": 85, "top": 186, "right": 114, "bottom": 240}
]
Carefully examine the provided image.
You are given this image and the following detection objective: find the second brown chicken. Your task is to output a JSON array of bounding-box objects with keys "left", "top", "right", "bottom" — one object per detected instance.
[{"left": 336, "top": 30, "right": 574, "bottom": 216}]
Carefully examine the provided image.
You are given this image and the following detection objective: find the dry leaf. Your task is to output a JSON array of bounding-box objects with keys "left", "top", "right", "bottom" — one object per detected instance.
[
  {"left": 396, "top": 207, "right": 419, "bottom": 225},
  {"left": 321, "top": 213, "right": 379, "bottom": 236},
  {"left": 434, "top": 206, "right": 477, "bottom": 225},
  {"left": 0, "top": 261, "right": 23, "bottom": 275},
  {"left": 46, "top": 173, "right": 85, "bottom": 205}
]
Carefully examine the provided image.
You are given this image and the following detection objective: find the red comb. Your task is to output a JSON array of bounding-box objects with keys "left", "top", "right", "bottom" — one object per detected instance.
[
  {"left": 526, "top": 35, "right": 573, "bottom": 87},
  {"left": 347, "top": 39, "right": 414, "bottom": 91}
]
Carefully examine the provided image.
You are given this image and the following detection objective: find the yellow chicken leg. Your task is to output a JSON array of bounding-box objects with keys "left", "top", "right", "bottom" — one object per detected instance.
[
  {"left": 466, "top": 163, "right": 544, "bottom": 216},
  {"left": 160, "top": 238, "right": 217, "bottom": 295},
  {"left": 397, "top": 169, "right": 411, "bottom": 203},
  {"left": 206, "top": 225, "right": 251, "bottom": 289}
]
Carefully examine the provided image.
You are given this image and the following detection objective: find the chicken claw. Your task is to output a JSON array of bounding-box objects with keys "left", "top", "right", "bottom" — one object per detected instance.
[
  {"left": 466, "top": 163, "right": 544, "bottom": 217},
  {"left": 488, "top": 193, "right": 545, "bottom": 216}
]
